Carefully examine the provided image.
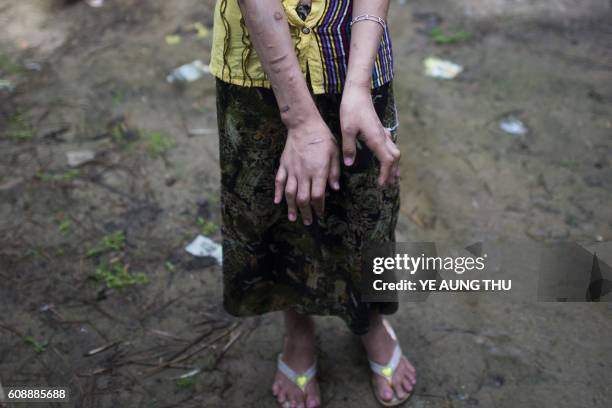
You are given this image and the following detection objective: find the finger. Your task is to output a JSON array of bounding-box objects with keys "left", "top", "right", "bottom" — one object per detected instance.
[
  {"left": 285, "top": 176, "right": 298, "bottom": 222},
  {"left": 390, "top": 161, "right": 400, "bottom": 185},
  {"left": 328, "top": 150, "right": 341, "bottom": 190},
  {"left": 377, "top": 148, "right": 394, "bottom": 188},
  {"left": 311, "top": 175, "right": 326, "bottom": 218},
  {"left": 274, "top": 166, "right": 288, "bottom": 204},
  {"left": 386, "top": 131, "right": 401, "bottom": 162},
  {"left": 340, "top": 123, "right": 358, "bottom": 166},
  {"left": 386, "top": 130, "right": 401, "bottom": 184},
  {"left": 375, "top": 129, "right": 399, "bottom": 187},
  {"left": 361, "top": 126, "right": 392, "bottom": 187},
  {"left": 296, "top": 179, "right": 313, "bottom": 226}
]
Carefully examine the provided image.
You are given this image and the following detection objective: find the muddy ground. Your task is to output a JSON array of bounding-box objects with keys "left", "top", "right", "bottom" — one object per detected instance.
[{"left": 1, "top": 0, "right": 611, "bottom": 407}]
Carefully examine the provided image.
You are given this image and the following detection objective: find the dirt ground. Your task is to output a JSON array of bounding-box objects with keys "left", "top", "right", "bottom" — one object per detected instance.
[{"left": 1, "top": 0, "right": 611, "bottom": 407}]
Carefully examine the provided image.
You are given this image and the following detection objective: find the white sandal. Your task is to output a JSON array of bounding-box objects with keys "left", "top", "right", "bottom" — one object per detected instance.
[
  {"left": 277, "top": 353, "right": 317, "bottom": 394},
  {"left": 368, "top": 319, "right": 413, "bottom": 407}
]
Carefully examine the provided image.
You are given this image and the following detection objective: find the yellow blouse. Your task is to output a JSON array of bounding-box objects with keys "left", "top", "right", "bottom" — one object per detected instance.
[{"left": 208, "top": 0, "right": 394, "bottom": 94}]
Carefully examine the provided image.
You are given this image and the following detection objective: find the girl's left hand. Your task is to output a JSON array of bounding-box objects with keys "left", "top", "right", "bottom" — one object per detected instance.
[{"left": 339, "top": 84, "right": 401, "bottom": 188}]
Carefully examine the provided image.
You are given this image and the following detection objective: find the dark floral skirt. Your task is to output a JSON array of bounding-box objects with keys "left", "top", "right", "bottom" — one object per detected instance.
[{"left": 215, "top": 78, "right": 400, "bottom": 334}]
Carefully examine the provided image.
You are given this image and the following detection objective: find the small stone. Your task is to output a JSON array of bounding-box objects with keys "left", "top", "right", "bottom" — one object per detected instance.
[
  {"left": 0, "top": 177, "right": 24, "bottom": 192},
  {"left": 66, "top": 150, "right": 96, "bottom": 167},
  {"left": 526, "top": 224, "right": 570, "bottom": 242},
  {"left": 583, "top": 174, "right": 603, "bottom": 187}
]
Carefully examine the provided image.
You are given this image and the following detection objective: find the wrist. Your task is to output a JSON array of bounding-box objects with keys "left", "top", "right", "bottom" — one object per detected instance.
[
  {"left": 281, "top": 102, "right": 321, "bottom": 130},
  {"left": 343, "top": 78, "right": 372, "bottom": 98}
]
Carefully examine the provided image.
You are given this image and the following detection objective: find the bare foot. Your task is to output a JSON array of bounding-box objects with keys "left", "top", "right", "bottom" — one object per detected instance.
[
  {"left": 272, "top": 310, "right": 321, "bottom": 408},
  {"left": 361, "top": 314, "right": 416, "bottom": 404}
]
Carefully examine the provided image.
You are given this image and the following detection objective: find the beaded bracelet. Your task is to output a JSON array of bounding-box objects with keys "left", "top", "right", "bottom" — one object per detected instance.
[{"left": 350, "top": 14, "right": 387, "bottom": 30}]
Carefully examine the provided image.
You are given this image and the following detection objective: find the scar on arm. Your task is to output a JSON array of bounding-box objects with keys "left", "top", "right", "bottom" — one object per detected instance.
[
  {"left": 270, "top": 55, "right": 287, "bottom": 65},
  {"left": 308, "top": 138, "right": 324, "bottom": 145},
  {"left": 280, "top": 105, "right": 291, "bottom": 113},
  {"left": 273, "top": 11, "right": 283, "bottom": 21},
  {"left": 270, "top": 54, "right": 288, "bottom": 72}
]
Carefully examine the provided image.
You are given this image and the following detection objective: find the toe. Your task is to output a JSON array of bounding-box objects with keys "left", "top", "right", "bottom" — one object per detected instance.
[
  {"left": 401, "top": 358, "right": 417, "bottom": 384},
  {"left": 306, "top": 397, "right": 319, "bottom": 408},
  {"left": 305, "top": 382, "right": 321, "bottom": 408},
  {"left": 375, "top": 376, "right": 394, "bottom": 402},
  {"left": 403, "top": 357, "right": 416, "bottom": 375},
  {"left": 277, "top": 390, "right": 287, "bottom": 404},
  {"left": 393, "top": 381, "right": 407, "bottom": 400},
  {"left": 276, "top": 391, "right": 287, "bottom": 407},
  {"left": 402, "top": 377, "right": 414, "bottom": 394},
  {"left": 289, "top": 390, "right": 302, "bottom": 408},
  {"left": 403, "top": 366, "right": 416, "bottom": 384}
]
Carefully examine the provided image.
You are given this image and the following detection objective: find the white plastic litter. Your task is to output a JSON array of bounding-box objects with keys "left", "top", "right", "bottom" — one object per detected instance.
[
  {"left": 185, "top": 235, "right": 223, "bottom": 265},
  {"left": 85, "top": 0, "right": 105, "bottom": 8},
  {"left": 499, "top": 117, "right": 528, "bottom": 135},
  {"left": 423, "top": 57, "right": 463, "bottom": 79},
  {"left": 166, "top": 60, "right": 210, "bottom": 83},
  {"left": 66, "top": 150, "right": 95, "bottom": 167},
  {"left": 0, "top": 79, "right": 15, "bottom": 92}
]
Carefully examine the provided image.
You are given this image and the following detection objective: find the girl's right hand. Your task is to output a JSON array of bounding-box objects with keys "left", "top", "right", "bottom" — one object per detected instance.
[{"left": 274, "top": 117, "right": 341, "bottom": 226}]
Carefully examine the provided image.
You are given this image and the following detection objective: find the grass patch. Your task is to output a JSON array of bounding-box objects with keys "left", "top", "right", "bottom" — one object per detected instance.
[
  {"left": 108, "top": 119, "right": 139, "bottom": 147},
  {"left": 24, "top": 336, "right": 48, "bottom": 353},
  {"left": 0, "top": 53, "right": 22, "bottom": 75},
  {"left": 86, "top": 230, "right": 126, "bottom": 257},
  {"left": 176, "top": 377, "right": 196, "bottom": 389},
  {"left": 165, "top": 261, "right": 176, "bottom": 272},
  {"left": 197, "top": 217, "right": 218, "bottom": 236},
  {"left": 58, "top": 219, "right": 71, "bottom": 235},
  {"left": 36, "top": 169, "right": 81, "bottom": 182},
  {"left": 430, "top": 28, "right": 471, "bottom": 45},
  {"left": 5, "top": 112, "right": 34, "bottom": 141},
  {"left": 142, "top": 130, "right": 174, "bottom": 156},
  {"left": 558, "top": 159, "right": 579, "bottom": 169},
  {"left": 95, "top": 261, "right": 148, "bottom": 289},
  {"left": 111, "top": 89, "right": 125, "bottom": 107},
  {"left": 564, "top": 214, "right": 579, "bottom": 227}
]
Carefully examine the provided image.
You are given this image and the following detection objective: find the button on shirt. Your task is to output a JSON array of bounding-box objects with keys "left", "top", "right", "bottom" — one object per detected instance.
[{"left": 209, "top": 0, "right": 394, "bottom": 94}]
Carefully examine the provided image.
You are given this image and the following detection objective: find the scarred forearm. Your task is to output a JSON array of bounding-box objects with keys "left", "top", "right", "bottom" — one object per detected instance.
[
  {"left": 238, "top": 0, "right": 319, "bottom": 129},
  {"left": 345, "top": 0, "right": 390, "bottom": 90},
  {"left": 238, "top": 0, "right": 340, "bottom": 226}
]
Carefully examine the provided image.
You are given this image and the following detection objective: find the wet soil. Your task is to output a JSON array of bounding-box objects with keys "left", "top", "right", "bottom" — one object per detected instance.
[{"left": 1, "top": 0, "right": 611, "bottom": 407}]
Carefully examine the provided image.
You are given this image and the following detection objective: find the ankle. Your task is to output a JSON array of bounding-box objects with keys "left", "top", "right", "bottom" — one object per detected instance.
[
  {"left": 286, "top": 325, "right": 315, "bottom": 347},
  {"left": 361, "top": 320, "right": 395, "bottom": 357},
  {"left": 285, "top": 311, "right": 315, "bottom": 338}
]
